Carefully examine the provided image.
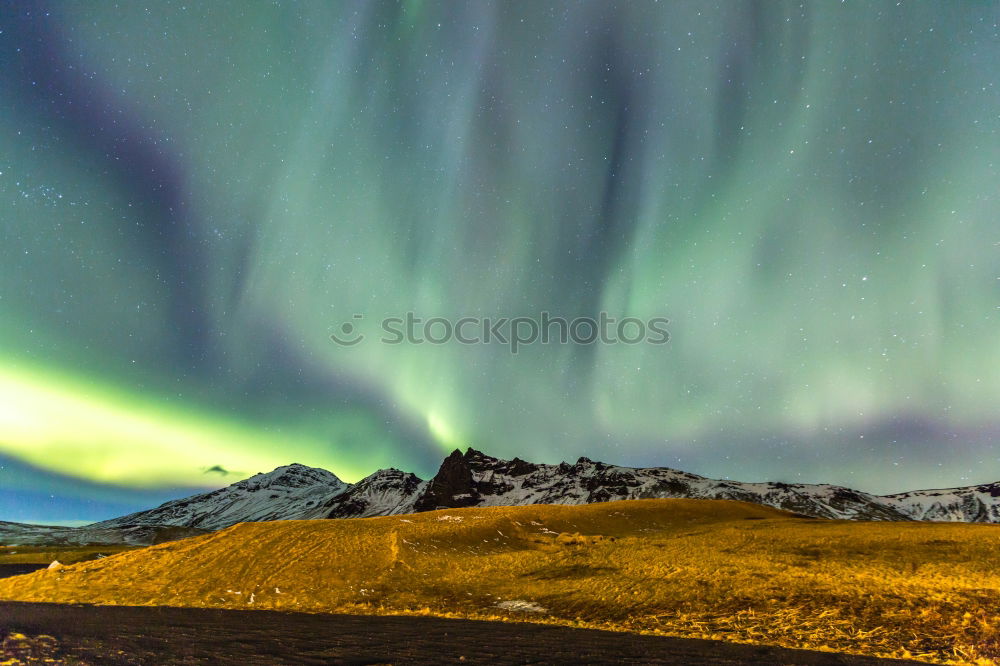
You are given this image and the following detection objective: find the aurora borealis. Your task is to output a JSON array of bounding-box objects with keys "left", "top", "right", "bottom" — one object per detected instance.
[{"left": 0, "top": 1, "right": 997, "bottom": 523}]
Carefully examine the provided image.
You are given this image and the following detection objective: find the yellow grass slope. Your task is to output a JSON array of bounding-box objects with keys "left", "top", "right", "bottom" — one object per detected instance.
[{"left": 1, "top": 498, "right": 998, "bottom": 664}]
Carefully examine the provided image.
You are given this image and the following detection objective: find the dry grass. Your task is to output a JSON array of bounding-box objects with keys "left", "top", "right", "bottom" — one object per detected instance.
[{"left": 0, "top": 499, "right": 997, "bottom": 664}]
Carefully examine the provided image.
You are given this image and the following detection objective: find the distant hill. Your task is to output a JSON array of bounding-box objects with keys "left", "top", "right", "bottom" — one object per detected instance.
[{"left": 0, "top": 520, "right": 207, "bottom": 547}]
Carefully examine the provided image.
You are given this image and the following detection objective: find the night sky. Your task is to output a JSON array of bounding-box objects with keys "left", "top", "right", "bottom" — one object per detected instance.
[{"left": 1, "top": 1, "right": 997, "bottom": 524}]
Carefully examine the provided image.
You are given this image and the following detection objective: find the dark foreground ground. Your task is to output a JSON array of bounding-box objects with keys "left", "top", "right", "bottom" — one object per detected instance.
[
  {"left": 0, "top": 602, "right": 927, "bottom": 666},
  {"left": 0, "top": 564, "right": 49, "bottom": 578},
  {"left": 0, "top": 564, "right": 49, "bottom": 579}
]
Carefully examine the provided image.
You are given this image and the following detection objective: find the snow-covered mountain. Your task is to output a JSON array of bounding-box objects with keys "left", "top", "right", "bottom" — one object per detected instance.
[
  {"left": 304, "top": 468, "right": 427, "bottom": 519},
  {"left": 411, "top": 449, "right": 913, "bottom": 521},
  {"left": 91, "top": 463, "right": 349, "bottom": 531},
  {"left": 412, "top": 449, "right": 1000, "bottom": 523},
  {"left": 882, "top": 482, "right": 1000, "bottom": 522},
  {"left": 34, "top": 448, "right": 998, "bottom": 541}
]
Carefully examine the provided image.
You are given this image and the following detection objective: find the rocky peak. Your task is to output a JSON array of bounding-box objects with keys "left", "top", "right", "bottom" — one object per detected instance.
[
  {"left": 236, "top": 463, "right": 346, "bottom": 491},
  {"left": 462, "top": 447, "right": 500, "bottom": 468},
  {"left": 413, "top": 449, "right": 478, "bottom": 511},
  {"left": 315, "top": 467, "right": 426, "bottom": 519},
  {"left": 355, "top": 468, "right": 423, "bottom": 492}
]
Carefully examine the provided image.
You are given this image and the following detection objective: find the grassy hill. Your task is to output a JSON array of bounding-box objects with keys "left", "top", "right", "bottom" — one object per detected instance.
[{"left": 0, "top": 498, "right": 997, "bottom": 664}]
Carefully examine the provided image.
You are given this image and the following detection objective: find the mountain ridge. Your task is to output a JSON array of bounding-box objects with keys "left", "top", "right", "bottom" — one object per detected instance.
[
  {"left": 75, "top": 447, "right": 1000, "bottom": 534},
  {"left": 90, "top": 463, "right": 349, "bottom": 531}
]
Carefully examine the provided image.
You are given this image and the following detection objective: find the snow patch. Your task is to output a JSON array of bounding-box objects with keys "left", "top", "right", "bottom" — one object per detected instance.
[{"left": 497, "top": 599, "right": 547, "bottom": 613}]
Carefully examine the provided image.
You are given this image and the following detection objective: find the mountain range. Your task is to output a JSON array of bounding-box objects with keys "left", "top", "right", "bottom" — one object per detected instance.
[
  {"left": 80, "top": 448, "right": 1000, "bottom": 534},
  {"left": 3, "top": 448, "right": 997, "bottom": 547}
]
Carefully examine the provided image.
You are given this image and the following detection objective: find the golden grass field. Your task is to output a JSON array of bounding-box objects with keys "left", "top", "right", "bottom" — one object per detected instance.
[{"left": 0, "top": 499, "right": 997, "bottom": 664}]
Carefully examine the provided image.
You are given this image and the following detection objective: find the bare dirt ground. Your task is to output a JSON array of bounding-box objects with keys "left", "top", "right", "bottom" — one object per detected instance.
[{"left": 0, "top": 602, "right": 927, "bottom": 665}]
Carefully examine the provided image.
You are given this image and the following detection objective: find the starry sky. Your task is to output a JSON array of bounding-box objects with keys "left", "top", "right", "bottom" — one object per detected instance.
[{"left": 1, "top": 1, "right": 997, "bottom": 524}]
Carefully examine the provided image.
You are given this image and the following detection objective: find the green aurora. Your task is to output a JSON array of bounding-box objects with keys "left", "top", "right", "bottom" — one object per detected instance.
[{"left": 0, "top": 1, "right": 997, "bottom": 521}]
